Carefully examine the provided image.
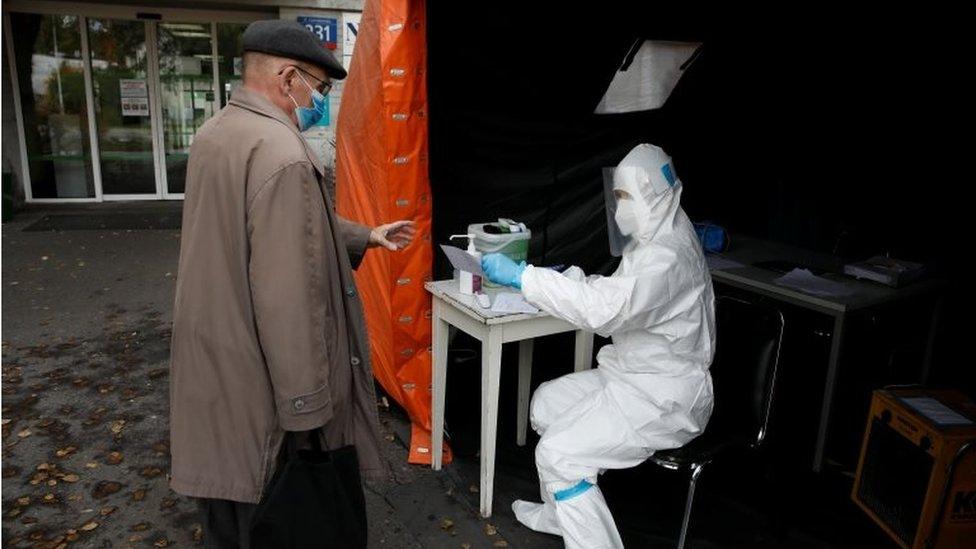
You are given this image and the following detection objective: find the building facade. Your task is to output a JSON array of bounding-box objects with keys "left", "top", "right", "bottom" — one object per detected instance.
[{"left": 1, "top": 0, "right": 362, "bottom": 203}]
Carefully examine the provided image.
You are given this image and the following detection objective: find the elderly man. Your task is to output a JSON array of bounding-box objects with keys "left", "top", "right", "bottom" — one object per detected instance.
[{"left": 169, "top": 20, "right": 413, "bottom": 547}]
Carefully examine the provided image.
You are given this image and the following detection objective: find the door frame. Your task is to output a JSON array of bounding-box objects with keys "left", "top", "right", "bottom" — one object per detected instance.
[{"left": 3, "top": 1, "right": 265, "bottom": 203}]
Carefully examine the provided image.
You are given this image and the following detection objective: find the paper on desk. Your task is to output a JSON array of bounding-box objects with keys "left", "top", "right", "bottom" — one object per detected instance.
[
  {"left": 901, "top": 397, "right": 973, "bottom": 426},
  {"left": 774, "top": 268, "right": 854, "bottom": 297},
  {"left": 440, "top": 244, "right": 484, "bottom": 276},
  {"left": 706, "top": 254, "right": 744, "bottom": 271},
  {"left": 490, "top": 292, "right": 540, "bottom": 314}
]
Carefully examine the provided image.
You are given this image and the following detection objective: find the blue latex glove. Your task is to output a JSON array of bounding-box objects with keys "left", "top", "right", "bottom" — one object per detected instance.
[{"left": 482, "top": 253, "right": 527, "bottom": 289}]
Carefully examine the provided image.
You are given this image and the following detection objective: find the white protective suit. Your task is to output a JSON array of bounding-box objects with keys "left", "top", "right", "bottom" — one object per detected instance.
[{"left": 513, "top": 144, "right": 716, "bottom": 548}]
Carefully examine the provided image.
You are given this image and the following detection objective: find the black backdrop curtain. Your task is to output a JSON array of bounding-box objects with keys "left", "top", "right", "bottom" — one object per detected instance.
[{"left": 426, "top": 3, "right": 969, "bottom": 391}]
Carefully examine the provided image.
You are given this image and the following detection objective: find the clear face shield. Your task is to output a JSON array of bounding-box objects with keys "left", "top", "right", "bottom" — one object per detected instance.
[
  {"left": 603, "top": 168, "right": 632, "bottom": 257},
  {"left": 603, "top": 161, "right": 679, "bottom": 257}
]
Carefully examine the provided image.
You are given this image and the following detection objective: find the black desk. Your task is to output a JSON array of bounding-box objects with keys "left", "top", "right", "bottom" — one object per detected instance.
[{"left": 707, "top": 236, "right": 945, "bottom": 471}]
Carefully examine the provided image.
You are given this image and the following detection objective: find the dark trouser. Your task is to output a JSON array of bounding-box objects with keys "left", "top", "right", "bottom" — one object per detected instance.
[{"left": 196, "top": 498, "right": 258, "bottom": 549}]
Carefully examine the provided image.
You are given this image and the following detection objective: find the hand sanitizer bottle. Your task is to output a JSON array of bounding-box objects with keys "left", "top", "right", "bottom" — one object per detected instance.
[{"left": 449, "top": 234, "right": 482, "bottom": 295}]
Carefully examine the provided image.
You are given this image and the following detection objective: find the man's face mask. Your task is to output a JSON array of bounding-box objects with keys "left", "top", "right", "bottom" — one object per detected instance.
[{"left": 287, "top": 70, "right": 327, "bottom": 132}]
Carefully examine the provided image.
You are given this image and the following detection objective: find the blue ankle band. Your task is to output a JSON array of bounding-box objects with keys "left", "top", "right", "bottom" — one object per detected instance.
[{"left": 553, "top": 480, "right": 593, "bottom": 501}]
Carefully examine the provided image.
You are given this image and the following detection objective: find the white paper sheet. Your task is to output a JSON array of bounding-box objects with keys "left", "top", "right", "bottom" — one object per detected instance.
[
  {"left": 901, "top": 397, "right": 973, "bottom": 426},
  {"left": 774, "top": 268, "right": 854, "bottom": 297},
  {"left": 490, "top": 292, "right": 540, "bottom": 314},
  {"left": 440, "top": 244, "right": 484, "bottom": 276}
]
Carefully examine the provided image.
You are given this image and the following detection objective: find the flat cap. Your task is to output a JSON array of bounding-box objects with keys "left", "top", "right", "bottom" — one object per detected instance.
[{"left": 243, "top": 19, "right": 347, "bottom": 80}]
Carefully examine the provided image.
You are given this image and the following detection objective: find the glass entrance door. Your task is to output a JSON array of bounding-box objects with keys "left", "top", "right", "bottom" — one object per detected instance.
[
  {"left": 8, "top": 13, "right": 96, "bottom": 200},
  {"left": 156, "top": 22, "right": 216, "bottom": 197},
  {"left": 87, "top": 17, "right": 158, "bottom": 197}
]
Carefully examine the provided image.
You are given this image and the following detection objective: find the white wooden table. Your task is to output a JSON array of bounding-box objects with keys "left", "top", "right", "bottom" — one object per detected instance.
[{"left": 425, "top": 280, "right": 594, "bottom": 518}]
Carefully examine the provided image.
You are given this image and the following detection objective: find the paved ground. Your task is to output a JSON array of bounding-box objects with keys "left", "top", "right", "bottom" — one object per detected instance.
[
  {"left": 1, "top": 203, "right": 897, "bottom": 549},
  {"left": 1, "top": 204, "right": 554, "bottom": 549}
]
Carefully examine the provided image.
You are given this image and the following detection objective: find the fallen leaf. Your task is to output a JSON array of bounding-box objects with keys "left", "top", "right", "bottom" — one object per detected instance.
[
  {"left": 8, "top": 508, "right": 21, "bottom": 517},
  {"left": 92, "top": 481, "right": 122, "bottom": 499},
  {"left": 85, "top": 462, "right": 99, "bottom": 469},
  {"left": 62, "top": 474, "right": 79, "bottom": 483},
  {"left": 56, "top": 446, "right": 77, "bottom": 458},
  {"left": 66, "top": 532, "right": 79, "bottom": 541},
  {"left": 36, "top": 463, "right": 54, "bottom": 471},
  {"left": 100, "top": 506, "right": 116, "bottom": 516},
  {"left": 17, "top": 429, "right": 31, "bottom": 438},
  {"left": 192, "top": 524, "right": 203, "bottom": 541},
  {"left": 132, "top": 489, "right": 146, "bottom": 501},
  {"left": 154, "top": 539, "right": 170, "bottom": 548},
  {"left": 47, "top": 479, "right": 58, "bottom": 486},
  {"left": 110, "top": 420, "right": 126, "bottom": 434},
  {"left": 105, "top": 451, "right": 123, "bottom": 465},
  {"left": 484, "top": 523, "right": 497, "bottom": 536},
  {"left": 139, "top": 466, "right": 163, "bottom": 478},
  {"left": 80, "top": 521, "right": 99, "bottom": 531},
  {"left": 468, "top": 485, "right": 480, "bottom": 494},
  {"left": 68, "top": 494, "right": 82, "bottom": 502},
  {"left": 17, "top": 496, "right": 31, "bottom": 506},
  {"left": 43, "top": 493, "right": 57, "bottom": 503},
  {"left": 461, "top": 544, "right": 472, "bottom": 549},
  {"left": 160, "top": 498, "right": 176, "bottom": 509},
  {"left": 129, "top": 535, "right": 143, "bottom": 543},
  {"left": 131, "top": 523, "right": 150, "bottom": 532},
  {"left": 493, "top": 542, "right": 509, "bottom": 548},
  {"left": 440, "top": 518, "right": 455, "bottom": 530}
]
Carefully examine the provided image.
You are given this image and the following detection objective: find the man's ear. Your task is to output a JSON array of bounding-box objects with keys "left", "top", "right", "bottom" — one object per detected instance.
[{"left": 277, "top": 65, "right": 296, "bottom": 96}]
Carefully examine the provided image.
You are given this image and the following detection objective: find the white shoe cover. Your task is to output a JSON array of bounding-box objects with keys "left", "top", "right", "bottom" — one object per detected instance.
[{"left": 512, "top": 499, "right": 562, "bottom": 537}]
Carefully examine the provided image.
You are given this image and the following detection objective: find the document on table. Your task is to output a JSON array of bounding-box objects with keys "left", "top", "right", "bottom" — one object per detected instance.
[
  {"left": 900, "top": 397, "right": 973, "bottom": 426},
  {"left": 440, "top": 244, "right": 484, "bottom": 276},
  {"left": 774, "top": 268, "right": 854, "bottom": 297},
  {"left": 490, "top": 292, "right": 540, "bottom": 314}
]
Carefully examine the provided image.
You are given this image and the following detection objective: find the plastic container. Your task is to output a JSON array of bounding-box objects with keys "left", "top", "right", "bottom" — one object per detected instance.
[{"left": 467, "top": 220, "right": 531, "bottom": 288}]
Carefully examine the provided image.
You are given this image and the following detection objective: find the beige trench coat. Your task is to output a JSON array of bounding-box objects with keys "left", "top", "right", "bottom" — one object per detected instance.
[{"left": 169, "top": 87, "right": 384, "bottom": 503}]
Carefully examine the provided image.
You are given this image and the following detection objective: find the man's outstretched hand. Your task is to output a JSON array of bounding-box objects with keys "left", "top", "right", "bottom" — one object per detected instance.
[{"left": 368, "top": 220, "right": 416, "bottom": 251}]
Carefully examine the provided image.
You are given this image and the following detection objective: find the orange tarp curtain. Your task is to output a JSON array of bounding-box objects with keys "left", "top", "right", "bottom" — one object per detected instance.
[{"left": 335, "top": 0, "right": 450, "bottom": 465}]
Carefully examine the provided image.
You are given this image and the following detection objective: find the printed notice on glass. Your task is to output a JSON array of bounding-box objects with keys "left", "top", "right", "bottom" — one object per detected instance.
[
  {"left": 119, "top": 79, "right": 148, "bottom": 98},
  {"left": 121, "top": 97, "right": 150, "bottom": 117}
]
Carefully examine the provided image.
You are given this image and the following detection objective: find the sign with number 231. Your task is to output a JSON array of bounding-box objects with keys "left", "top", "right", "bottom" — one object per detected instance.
[{"left": 297, "top": 16, "right": 338, "bottom": 50}]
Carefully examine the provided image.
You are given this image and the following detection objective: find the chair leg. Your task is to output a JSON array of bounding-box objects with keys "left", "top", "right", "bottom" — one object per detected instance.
[{"left": 676, "top": 462, "right": 708, "bottom": 549}]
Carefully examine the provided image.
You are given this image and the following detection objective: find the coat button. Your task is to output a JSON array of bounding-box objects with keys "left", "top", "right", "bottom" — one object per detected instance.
[
  {"left": 293, "top": 398, "right": 305, "bottom": 411},
  {"left": 345, "top": 288, "right": 356, "bottom": 297},
  {"left": 351, "top": 356, "right": 361, "bottom": 366}
]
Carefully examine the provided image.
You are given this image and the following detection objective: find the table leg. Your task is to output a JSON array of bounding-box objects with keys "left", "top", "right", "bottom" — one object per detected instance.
[
  {"left": 920, "top": 294, "right": 944, "bottom": 384},
  {"left": 431, "top": 301, "right": 450, "bottom": 471},
  {"left": 481, "top": 329, "right": 503, "bottom": 518},
  {"left": 813, "top": 313, "right": 846, "bottom": 472},
  {"left": 574, "top": 330, "right": 594, "bottom": 372},
  {"left": 517, "top": 339, "right": 534, "bottom": 447}
]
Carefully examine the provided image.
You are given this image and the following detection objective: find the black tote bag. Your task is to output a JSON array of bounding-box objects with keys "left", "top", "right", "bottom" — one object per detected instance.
[{"left": 250, "top": 431, "right": 367, "bottom": 548}]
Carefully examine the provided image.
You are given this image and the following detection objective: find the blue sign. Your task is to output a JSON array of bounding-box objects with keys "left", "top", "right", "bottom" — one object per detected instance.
[{"left": 297, "top": 16, "right": 338, "bottom": 49}]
